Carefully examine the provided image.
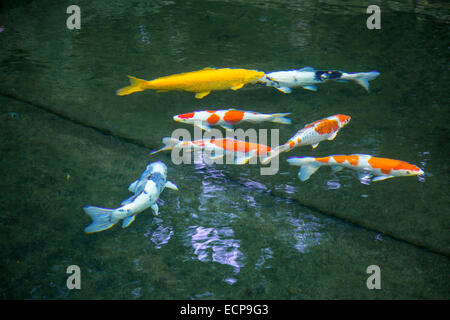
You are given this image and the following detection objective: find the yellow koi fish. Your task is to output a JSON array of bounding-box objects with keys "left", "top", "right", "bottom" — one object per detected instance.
[{"left": 116, "top": 67, "right": 266, "bottom": 99}]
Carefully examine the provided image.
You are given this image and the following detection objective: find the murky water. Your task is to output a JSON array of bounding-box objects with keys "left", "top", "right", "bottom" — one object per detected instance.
[{"left": 0, "top": 0, "right": 449, "bottom": 299}]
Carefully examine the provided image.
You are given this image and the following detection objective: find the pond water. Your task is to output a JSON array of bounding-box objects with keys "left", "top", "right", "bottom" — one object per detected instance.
[{"left": 0, "top": 0, "right": 448, "bottom": 299}]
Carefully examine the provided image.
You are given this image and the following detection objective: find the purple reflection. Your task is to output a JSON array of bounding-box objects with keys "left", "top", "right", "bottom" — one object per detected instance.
[
  {"left": 326, "top": 180, "right": 341, "bottom": 190},
  {"left": 239, "top": 178, "right": 268, "bottom": 192},
  {"left": 288, "top": 217, "right": 324, "bottom": 254},
  {"left": 187, "top": 226, "right": 244, "bottom": 273}
]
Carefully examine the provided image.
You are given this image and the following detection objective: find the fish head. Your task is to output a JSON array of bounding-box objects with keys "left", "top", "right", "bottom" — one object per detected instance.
[
  {"left": 147, "top": 161, "right": 168, "bottom": 178},
  {"left": 336, "top": 114, "right": 351, "bottom": 127},
  {"left": 173, "top": 112, "right": 195, "bottom": 124},
  {"left": 394, "top": 162, "right": 424, "bottom": 177}
]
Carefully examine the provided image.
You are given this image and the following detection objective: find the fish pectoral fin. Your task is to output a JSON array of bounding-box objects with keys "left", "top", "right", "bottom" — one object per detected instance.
[
  {"left": 231, "top": 83, "right": 245, "bottom": 91},
  {"left": 277, "top": 87, "right": 292, "bottom": 94},
  {"left": 165, "top": 181, "right": 178, "bottom": 191},
  {"left": 128, "top": 180, "right": 139, "bottom": 193},
  {"left": 195, "top": 91, "right": 211, "bottom": 99},
  {"left": 298, "top": 163, "right": 321, "bottom": 181},
  {"left": 220, "top": 124, "right": 233, "bottom": 131},
  {"left": 302, "top": 85, "right": 317, "bottom": 91},
  {"left": 312, "top": 143, "right": 319, "bottom": 149},
  {"left": 234, "top": 151, "right": 257, "bottom": 165},
  {"left": 331, "top": 166, "right": 344, "bottom": 173},
  {"left": 327, "top": 132, "right": 338, "bottom": 141},
  {"left": 122, "top": 215, "right": 136, "bottom": 228},
  {"left": 195, "top": 123, "right": 211, "bottom": 131},
  {"left": 371, "top": 175, "right": 395, "bottom": 182},
  {"left": 151, "top": 203, "right": 159, "bottom": 216}
]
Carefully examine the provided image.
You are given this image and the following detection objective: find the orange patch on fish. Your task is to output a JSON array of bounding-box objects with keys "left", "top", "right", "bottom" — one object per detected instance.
[
  {"left": 223, "top": 110, "right": 245, "bottom": 124},
  {"left": 316, "top": 157, "right": 330, "bottom": 164},
  {"left": 207, "top": 113, "right": 221, "bottom": 124},
  {"left": 178, "top": 112, "right": 195, "bottom": 119},
  {"left": 368, "top": 157, "right": 403, "bottom": 175},
  {"left": 288, "top": 141, "right": 296, "bottom": 148},
  {"left": 314, "top": 119, "right": 340, "bottom": 135},
  {"left": 212, "top": 139, "right": 270, "bottom": 155},
  {"left": 333, "top": 155, "right": 359, "bottom": 166}
]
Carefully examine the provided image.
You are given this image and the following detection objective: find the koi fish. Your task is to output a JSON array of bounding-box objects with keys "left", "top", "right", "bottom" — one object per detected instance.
[
  {"left": 287, "top": 154, "right": 424, "bottom": 182},
  {"left": 262, "top": 115, "right": 351, "bottom": 164},
  {"left": 116, "top": 67, "right": 266, "bottom": 99},
  {"left": 83, "top": 161, "right": 178, "bottom": 233},
  {"left": 150, "top": 137, "right": 271, "bottom": 164},
  {"left": 257, "top": 66, "right": 380, "bottom": 93},
  {"left": 173, "top": 108, "right": 291, "bottom": 131}
]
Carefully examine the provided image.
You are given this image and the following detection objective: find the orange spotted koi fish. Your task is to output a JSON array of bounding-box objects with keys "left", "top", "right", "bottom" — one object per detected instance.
[
  {"left": 116, "top": 68, "right": 266, "bottom": 99},
  {"left": 287, "top": 154, "right": 424, "bottom": 182},
  {"left": 173, "top": 109, "right": 291, "bottom": 131},
  {"left": 150, "top": 137, "right": 271, "bottom": 165},
  {"left": 262, "top": 114, "right": 351, "bottom": 164}
]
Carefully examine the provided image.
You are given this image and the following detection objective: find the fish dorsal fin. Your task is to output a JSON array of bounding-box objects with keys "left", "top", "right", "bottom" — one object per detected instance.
[
  {"left": 298, "top": 66, "right": 316, "bottom": 72},
  {"left": 165, "top": 181, "right": 178, "bottom": 191}
]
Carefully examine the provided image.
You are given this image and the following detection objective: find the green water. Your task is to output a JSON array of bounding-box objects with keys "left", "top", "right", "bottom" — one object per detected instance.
[{"left": 0, "top": 0, "right": 449, "bottom": 299}]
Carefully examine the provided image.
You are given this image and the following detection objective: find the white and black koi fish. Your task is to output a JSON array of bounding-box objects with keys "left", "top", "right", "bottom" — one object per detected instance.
[
  {"left": 83, "top": 161, "right": 178, "bottom": 233},
  {"left": 256, "top": 66, "right": 380, "bottom": 93}
]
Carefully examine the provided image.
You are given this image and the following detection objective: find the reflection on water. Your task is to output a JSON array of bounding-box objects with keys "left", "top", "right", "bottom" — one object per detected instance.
[
  {"left": 187, "top": 226, "right": 244, "bottom": 273},
  {"left": 144, "top": 217, "right": 174, "bottom": 249}
]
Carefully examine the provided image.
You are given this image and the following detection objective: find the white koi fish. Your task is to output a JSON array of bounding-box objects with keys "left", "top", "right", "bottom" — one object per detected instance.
[
  {"left": 83, "top": 161, "right": 178, "bottom": 233},
  {"left": 262, "top": 114, "right": 351, "bottom": 164},
  {"left": 257, "top": 66, "right": 380, "bottom": 93},
  {"left": 173, "top": 108, "right": 291, "bottom": 131},
  {"left": 287, "top": 154, "right": 424, "bottom": 182}
]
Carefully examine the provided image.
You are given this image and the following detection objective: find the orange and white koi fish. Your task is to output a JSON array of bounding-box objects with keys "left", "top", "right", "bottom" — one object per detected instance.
[
  {"left": 116, "top": 67, "right": 266, "bottom": 99},
  {"left": 287, "top": 154, "right": 424, "bottom": 182},
  {"left": 150, "top": 137, "right": 271, "bottom": 164},
  {"left": 173, "top": 109, "right": 291, "bottom": 131},
  {"left": 262, "top": 115, "right": 350, "bottom": 164}
]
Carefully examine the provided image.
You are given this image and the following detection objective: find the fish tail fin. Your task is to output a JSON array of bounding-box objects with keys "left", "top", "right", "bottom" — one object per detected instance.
[
  {"left": 116, "top": 76, "right": 148, "bottom": 96},
  {"left": 150, "top": 137, "right": 180, "bottom": 155},
  {"left": 271, "top": 113, "right": 292, "bottom": 124},
  {"left": 341, "top": 71, "right": 380, "bottom": 91},
  {"left": 83, "top": 206, "right": 116, "bottom": 233},
  {"left": 287, "top": 157, "right": 321, "bottom": 181},
  {"left": 261, "top": 144, "right": 290, "bottom": 164}
]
